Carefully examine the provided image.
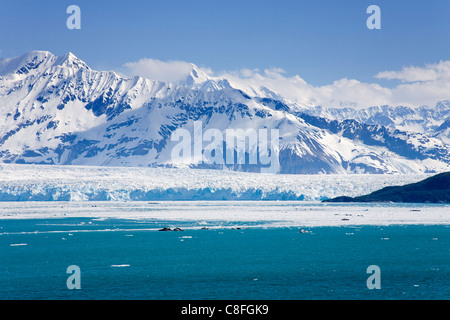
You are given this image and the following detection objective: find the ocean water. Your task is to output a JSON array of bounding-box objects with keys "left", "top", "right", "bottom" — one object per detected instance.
[{"left": 0, "top": 204, "right": 449, "bottom": 300}]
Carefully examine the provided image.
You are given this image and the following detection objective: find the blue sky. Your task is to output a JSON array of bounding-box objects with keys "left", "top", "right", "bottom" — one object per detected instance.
[{"left": 0, "top": 0, "right": 449, "bottom": 89}]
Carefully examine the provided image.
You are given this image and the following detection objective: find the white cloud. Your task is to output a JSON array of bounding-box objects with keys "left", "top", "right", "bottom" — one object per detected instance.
[
  {"left": 123, "top": 58, "right": 194, "bottom": 83},
  {"left": 218, "top": 67, "right": 313, "bottom": 105},
  {"left": 217, "top": 68, "right": 393, "bottom": 108},
  {"left": 218, "top": 61, "right": 450, "bottom": 109},
  {"left": 121, "top": 57, "right": 450, "bottom": 109},
  {"left": 314, "top": 79, "right": 392, "bottom": 108},
  {"left": 390, "top": 79, "right": 450, "bottom": 106},
  {"left": 375, "top": 61, "right": 450, "bottom": 83}
]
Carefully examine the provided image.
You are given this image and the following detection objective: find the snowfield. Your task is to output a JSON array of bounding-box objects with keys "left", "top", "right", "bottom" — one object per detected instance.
[{"left": 0, "top": 163, "right": 431, "bottom": 201}]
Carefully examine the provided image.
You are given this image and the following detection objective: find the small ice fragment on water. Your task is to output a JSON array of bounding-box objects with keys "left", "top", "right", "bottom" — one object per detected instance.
[
  {"left": 10, "top": 243, "right": 27, "bottom": 246},
  {"left": 110, "top": 264, "right": 130, "bottom": 267}
]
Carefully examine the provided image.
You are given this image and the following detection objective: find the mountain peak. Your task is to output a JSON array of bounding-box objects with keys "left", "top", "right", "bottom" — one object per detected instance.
[
  {"left": 178, "top": 64, "right": 232, "bottom": 91},
  {"left": 0, "top": 50, "right": 55, "bottom": 76},
  {"left": 0, "top": 51, "right": 91, "bottom": 77},
  {"left": 55, "top": 52, "right": 90, "bottom": 70},
  {"left": 180, "top": 64, "right": 211, "bottom": 86}
]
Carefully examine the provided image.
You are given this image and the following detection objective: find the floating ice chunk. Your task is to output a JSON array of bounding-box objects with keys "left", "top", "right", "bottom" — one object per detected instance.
[{"left": 110, "top": 264, "right": 130, "bottom": 267}]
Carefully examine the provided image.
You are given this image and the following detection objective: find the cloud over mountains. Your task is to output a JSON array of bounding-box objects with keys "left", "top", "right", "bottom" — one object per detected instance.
[{"left": 121, "top": 58, "right": 450, "bottom": 109}]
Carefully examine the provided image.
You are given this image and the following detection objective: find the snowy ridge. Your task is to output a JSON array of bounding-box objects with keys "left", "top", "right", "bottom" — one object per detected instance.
[
  {"left": 299, "top": 102, "right": 450, "bottom": 144},
  {"left": 0, "top": 164, "right": 430, "bottom": 201}
]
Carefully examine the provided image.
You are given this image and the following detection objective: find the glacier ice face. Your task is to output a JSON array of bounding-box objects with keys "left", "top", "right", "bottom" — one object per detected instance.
[{"left": 0, "top": 164, "right": 431, "bottom": 201}]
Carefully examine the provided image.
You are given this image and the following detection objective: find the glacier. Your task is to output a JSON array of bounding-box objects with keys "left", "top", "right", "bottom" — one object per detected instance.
[{"left": 0, "top": 164, "right": 431, "bottom": 201}]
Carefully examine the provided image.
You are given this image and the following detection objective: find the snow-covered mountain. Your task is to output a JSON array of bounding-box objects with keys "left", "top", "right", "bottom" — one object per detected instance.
[
  {"left": 0, "top": 51, "right": 449, "bottom": 174},
  {"left": 298, "top": 102, "right": 450, "bottom": 143}
]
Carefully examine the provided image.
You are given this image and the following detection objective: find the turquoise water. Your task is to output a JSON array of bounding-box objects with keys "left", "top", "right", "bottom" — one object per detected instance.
[{"left": 0, "top": 218, "right": 448, "bottom": 300}]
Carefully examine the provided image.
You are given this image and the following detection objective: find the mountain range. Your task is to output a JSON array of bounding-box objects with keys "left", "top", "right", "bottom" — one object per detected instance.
[{"left": 0, "top": 51, "right": 449, "bottom": 174}]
